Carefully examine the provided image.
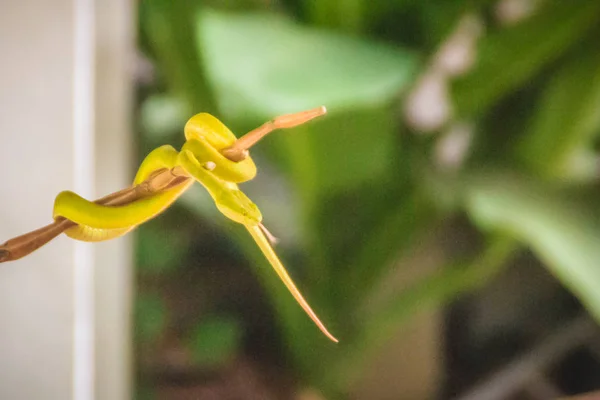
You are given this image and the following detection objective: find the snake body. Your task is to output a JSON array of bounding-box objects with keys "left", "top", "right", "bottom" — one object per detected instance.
[
  {"left": 53, "top": 113, "right": 259, "bottom": 241},
  {"left": 50, "top": 112, "right": 338, "bottom": 342}
]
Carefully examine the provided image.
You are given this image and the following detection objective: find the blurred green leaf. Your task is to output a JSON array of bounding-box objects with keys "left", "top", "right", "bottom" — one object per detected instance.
[
  {"left": 275, "top": 107, "right": 399, "bottom": 201},
  {"left": 453, "top": 1, "right": 600, "bottom": 116},
  {"left": 135, "top": 292, "right": 167, "bottom": 344},
  {"left": 197, "top": 9, "right": 418, "bottom": 120},
  {"left": 466, "top": 173, "right": 600, "bottom": 323},
  {"left": 188, "top": 315, "right": 242, "bottom": 368},
  {"left": 517, "top": 46, "right": 600, "bottom": 180}
]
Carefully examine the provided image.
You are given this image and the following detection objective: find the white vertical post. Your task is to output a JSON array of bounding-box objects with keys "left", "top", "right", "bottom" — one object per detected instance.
[
  {"left": 0, "top": 2, "right": 78, "bottom": 399},
  {"left": 73, "top": 0, "right": 96, "bottom": 399},
  {"left": 94, "top": 1, "right": 134, "bottom": 399},
  {"left": 0, "top": 1, "right": 134, "bottom": 399}
]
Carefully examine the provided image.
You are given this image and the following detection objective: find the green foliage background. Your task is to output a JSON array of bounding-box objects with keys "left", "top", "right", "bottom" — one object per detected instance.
[{"left": 135, "top": 0, "right": 600, "bottom": 398}]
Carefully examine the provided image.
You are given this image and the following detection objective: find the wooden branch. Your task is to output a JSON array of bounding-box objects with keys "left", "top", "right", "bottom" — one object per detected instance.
[{"left": 0, "top": 168, "right": 190, "bottom": 263}]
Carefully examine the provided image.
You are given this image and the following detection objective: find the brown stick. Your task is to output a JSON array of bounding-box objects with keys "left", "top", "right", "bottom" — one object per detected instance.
[
  {"left": 0, "top": 219, "right": 74, "bottom": 263},
  {"left": 0, "top": 168, "right": 191, "bottom": 263},
  {"left": 221, "top": 106, "right": 327, "bottom": 162}
]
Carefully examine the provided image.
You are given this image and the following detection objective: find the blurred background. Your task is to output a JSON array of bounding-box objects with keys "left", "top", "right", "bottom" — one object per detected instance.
[
  {"left": 134, "top": 0, "right": 600, "bottom": 399},
  {"left": 2, "top": 0, "right": 600, "bottom": 399}
]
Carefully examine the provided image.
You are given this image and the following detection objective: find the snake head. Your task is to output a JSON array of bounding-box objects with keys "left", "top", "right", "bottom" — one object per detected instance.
[{"left": 214, "top": 183, "right": 262, "bottom": 226}]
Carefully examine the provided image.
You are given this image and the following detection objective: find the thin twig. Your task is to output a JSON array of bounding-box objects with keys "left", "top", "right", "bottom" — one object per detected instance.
[
  {"left": 0, "top": 168, "right": 190, "bottom": 263},
  {"left": 221, "top": 106, "right": 326, "bottom": 162}
]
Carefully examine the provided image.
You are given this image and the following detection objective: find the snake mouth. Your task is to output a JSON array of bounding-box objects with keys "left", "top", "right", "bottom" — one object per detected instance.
[{"left": 0, "top": 249, "right": 10, "bottom": 262}]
